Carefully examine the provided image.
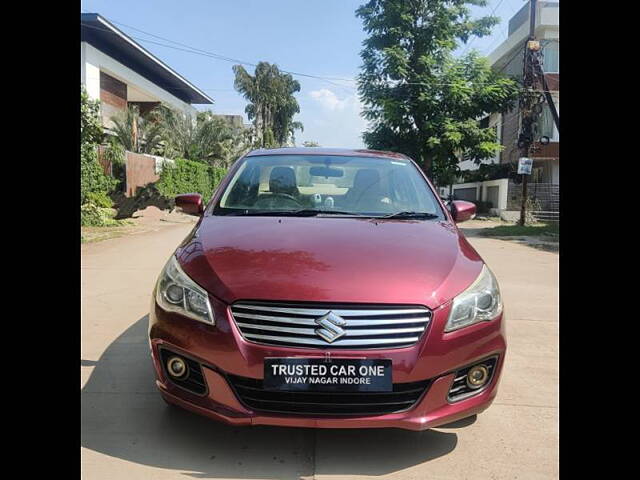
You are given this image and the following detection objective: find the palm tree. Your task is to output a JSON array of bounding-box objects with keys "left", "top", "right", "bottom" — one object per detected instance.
[
  {"left": 272, "top": 74, "right": 303, "bottom": 146},
  {"left": 156, "top": 106, "right": 251, "bottom": 167},
  {"left": 233, "top": 62, "right": 303, "bottom": 148},
  {"left": 109, "top": 105, "right": 164, "bottom": 154}
]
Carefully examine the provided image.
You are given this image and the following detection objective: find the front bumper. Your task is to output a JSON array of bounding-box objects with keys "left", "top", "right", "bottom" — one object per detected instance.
[{"left": 149, "top": 296, "right": 506, "bottom": 431}]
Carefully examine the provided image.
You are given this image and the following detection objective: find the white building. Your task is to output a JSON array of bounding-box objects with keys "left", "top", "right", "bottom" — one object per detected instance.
[
  {"left": 459, "top": 1, "right": 559, "bottom": 185},
  {"left": 81, "top": 13, "right": 213, "bottom": 128}
]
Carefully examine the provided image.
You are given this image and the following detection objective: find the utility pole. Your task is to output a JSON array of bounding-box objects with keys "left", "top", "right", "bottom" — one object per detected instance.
[{"left": 517, "top": 0, "right": 545, "bottom": 226}]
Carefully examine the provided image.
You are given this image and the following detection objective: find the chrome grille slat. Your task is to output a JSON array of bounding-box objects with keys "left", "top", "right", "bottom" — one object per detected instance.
[
  {"left": 233, "top": 311, "right": 430, "bottom": 326},
  {"left": 237, "top": 322, "right": 426, "bottom": 337},
  {"left": 233, "top": 304, "right": 427, "bottom": 317},
  {"left": 243, "top": 333, "right": 421, "bottom": 346},
  {"left": 231, "top": 302, "right": 431, "bottom": 349}
]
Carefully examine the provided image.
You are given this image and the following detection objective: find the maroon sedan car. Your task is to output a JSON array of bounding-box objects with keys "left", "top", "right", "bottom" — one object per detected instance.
[{"left": 149, "top": 148, "right": 506, "bottom": 431}]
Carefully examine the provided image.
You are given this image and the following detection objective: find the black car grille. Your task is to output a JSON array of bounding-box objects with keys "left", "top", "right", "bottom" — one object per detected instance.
[
  {"left": 227, "top": 374, "right": 431, "bottom": 416},
  {"left": 159, "top": 348, "right": 207, "bottom": 395}
]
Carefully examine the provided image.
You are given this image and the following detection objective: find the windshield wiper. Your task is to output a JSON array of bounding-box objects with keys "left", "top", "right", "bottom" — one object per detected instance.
[
  {"left": 217, "top": 209, "right": 365, "bottom": 217},
  {"left": 287, "top": 209, "right": 366, "bottom": 217},
  {"left": 377, "top": 211, "right": 440, "bottom": 220}
]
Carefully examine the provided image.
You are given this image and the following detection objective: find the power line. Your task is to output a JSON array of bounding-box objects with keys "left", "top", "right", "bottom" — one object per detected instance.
[
  {"left": 82, "top": 12, "right": 531, "bottom": 98},
  {"left": 81, "top": 18, "right": 358, "bottom": 92},
  {"left": 482, "top": 21, "right": 510, "bottom": 56},
  {"left": 111, "top": 18, "right": 359, "bottom": 84},
  {"left": 494, "top": 42, "right": 526, "bottom": 75},
  {"left": 83, "top": 21, "right": 513, "bottom": 94}
]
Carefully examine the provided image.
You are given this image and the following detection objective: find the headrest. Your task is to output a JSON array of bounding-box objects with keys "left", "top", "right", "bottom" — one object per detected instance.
[
  {"left": 352, "top": 169, "right": 381, "bottom": 191},
  {"left": 269, "top": 166, "right": 298, "bottom": 195}
]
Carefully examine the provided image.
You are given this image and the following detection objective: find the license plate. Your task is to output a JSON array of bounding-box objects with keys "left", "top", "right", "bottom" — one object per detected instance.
[{"left": 264, "top": 358, "right": 392, "bottom": 392}]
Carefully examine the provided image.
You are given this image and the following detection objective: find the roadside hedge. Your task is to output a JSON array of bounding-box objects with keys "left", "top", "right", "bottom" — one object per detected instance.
[
  {"left": 460, "top": 163, "right": 513, "bottom": 183},
  {"left": 156, "top": 158, "right": 227, "bottom": 203},
  {"left": 81, "top": 203, "right": 120, "bottom": 227},
  {"left": 208, "top": 165, "right": 227, "bottom": 194},
  {"left": 81, "top": 143, "right": 118, "bottom": 206},
  {"left": 85, "top": 191, "right": 114, "bottom": 208}
]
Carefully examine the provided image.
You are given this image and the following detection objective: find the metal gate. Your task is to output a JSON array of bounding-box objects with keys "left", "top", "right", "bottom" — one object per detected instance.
[{"left": 508, "top": 182, "right": 559, "bottom": 222}]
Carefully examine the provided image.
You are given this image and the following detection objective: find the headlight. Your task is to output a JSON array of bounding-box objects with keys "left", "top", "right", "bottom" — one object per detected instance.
[
  {"left": 445, "top": 265, "right": 502, "bottom": 332},
  {"left": 155, "top": 255, "right": 215, "bottom": 325}
]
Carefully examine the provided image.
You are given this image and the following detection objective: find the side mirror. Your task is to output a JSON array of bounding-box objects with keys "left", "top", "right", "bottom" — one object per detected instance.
[
  {"left": 175, "top": 193, "right": 204, "bottom": 216},
  {"left": 451, "top": 200, "right": 476, "bottom": 223}
]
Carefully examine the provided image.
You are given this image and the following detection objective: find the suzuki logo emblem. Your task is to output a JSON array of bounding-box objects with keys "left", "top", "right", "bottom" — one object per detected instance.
[{"left": 315, "top": 311, "right": 347, "bottom": 343}]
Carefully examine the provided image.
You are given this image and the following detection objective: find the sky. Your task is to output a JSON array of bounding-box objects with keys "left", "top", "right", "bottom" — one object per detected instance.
[{"left": 81, "top": 0, "right": 538, "bottom": 149}]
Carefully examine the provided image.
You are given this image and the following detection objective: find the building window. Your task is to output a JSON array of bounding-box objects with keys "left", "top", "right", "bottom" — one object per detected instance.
[
  {"left": 542, "top": 40, "right": 559, "bottom": 73},
  {"left": 537, "top": 104, "right": 556, "bottom": 140}
]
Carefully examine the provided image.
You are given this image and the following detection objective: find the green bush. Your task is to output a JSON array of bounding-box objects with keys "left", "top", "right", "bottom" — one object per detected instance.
[
  {"left": 81, "top": 85, "right": 103, "bottom": 145},
  {"left": 471, "top": 200, "right": 493, "bottom": 214},
  {"left": 85, "top": 191, "right": 114, "bottom": 208},
  {"left": 156, "top": 158, "right": 227, "bottom": 203},
  {"left": 103, "top": 140, "right": 127, "bottom": 192},
  {"left": 461, "top": 163, "right": 513, "bottom": 183},
  {"left": 81, "top": 142, "right": 118, "bottom": 205},
  {"left": 81, "top": 85, "right": 118, "bottom": 205},
  {"left": 81, "top": 203, "right": 119, "bottom": 227},
  {"left": 209, "top": 166, "right": 227, "bottom": 192}
]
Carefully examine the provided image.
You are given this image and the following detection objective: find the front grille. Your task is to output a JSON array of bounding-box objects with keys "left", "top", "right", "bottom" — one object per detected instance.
[
  {"left": 230, "top": 302, "right": 432, "bottom": 349},
  {"left": 159, "top": 348, "right": 207, "bottom": 395},
  {"left": 227, "top": 374, "right": 431, "bottom": 416}
]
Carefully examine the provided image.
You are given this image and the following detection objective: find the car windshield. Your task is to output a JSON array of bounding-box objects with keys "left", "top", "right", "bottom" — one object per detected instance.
[{"left": 213, "top": 154, "right": 444, "bottom": 218}]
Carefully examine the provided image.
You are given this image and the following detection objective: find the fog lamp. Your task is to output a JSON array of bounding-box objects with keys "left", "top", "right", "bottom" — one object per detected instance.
[
  {"left": 466, "top": 364, "right": 489, "bottom": 389},
  {"left": 167, "top": 356, "right": 188, "bottom": 378}
]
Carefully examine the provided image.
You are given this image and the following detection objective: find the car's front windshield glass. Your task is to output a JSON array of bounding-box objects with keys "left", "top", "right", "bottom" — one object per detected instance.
[{"left": 213, "top": 154, "right": 444, "bottom": 218}]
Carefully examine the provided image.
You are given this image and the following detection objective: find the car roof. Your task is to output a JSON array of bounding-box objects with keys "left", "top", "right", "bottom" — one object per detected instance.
[{"left": 245, "top": 147, "right": 412, "bottom": 161}]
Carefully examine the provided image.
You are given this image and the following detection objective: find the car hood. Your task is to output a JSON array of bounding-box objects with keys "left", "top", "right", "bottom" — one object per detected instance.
[{"left": 176, "top": 216, "right": 484, "bottom": 309}]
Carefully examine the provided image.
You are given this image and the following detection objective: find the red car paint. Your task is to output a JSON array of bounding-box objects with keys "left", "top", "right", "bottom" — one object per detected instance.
[
  {"left": 149, "top": 148, "right": 506, "bottom": 431},
  {"left": 175, "top": 193, "right": 204, "bottom": 216}
]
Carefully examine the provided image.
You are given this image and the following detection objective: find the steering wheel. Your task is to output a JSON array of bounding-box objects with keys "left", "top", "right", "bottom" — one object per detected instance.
[{"left": 253, "top": 193, "right": 303, "bottom": 209}]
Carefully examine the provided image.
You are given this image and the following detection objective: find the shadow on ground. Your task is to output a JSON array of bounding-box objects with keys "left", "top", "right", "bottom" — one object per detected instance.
[
  {"left": 459, "top": 226, "right": 559, "bottom": 253},
  {"left": 81, "top": 316, "right": 462, "bottom": 479}
]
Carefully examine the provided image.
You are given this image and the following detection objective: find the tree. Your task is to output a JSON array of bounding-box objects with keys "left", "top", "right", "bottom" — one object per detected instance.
[
  {"left": 155, "top": 106, "right": 252, "bottom": 168},
  {"left": 80, "top": 85, "right": 117, "bottom": 205},
  {"left": 233, "top": 62, "right": 303, "bottom": 148},
  {"left": 81, "top": 143, "right": 117, "bottom": 204},
  {"left": 213, "top": 124, "right": 254, "bottom": 168},
  {"left": 157, "top": 106, "right": 226, "bottom": 161},
  {"left": 110, "top": 105, "right": 164, "bottom": 154},
  {"left": 81, "top": 85, "right": 103, "bottom": 145},
  {"left": 356, "top": 0, "right": 519, "bottom": 185}
]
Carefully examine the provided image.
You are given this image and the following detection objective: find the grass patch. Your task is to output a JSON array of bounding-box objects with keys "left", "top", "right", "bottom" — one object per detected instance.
[
  {"left": 480, "top": 223, "right": 559, "bottom": 239},
  {"left": 80, "top": 223, "right": 137, "bottom": 244}
]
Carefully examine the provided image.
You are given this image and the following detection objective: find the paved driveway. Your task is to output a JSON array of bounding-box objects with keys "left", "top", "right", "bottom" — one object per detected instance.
[{"left": 81, "top": 222, "right": 558, "bottom": 479}]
